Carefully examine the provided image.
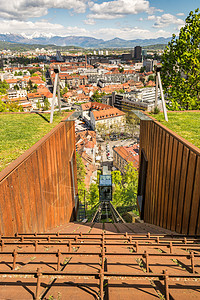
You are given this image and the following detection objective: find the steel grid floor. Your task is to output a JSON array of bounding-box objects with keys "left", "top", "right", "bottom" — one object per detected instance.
[{"left": 0, "top": 222, "right": 200, "bottom": 299}]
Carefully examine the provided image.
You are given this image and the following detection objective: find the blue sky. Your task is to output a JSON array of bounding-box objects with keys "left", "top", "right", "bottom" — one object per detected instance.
[{"left": 0, "top": 0, "right": 199, "bottom": 40}]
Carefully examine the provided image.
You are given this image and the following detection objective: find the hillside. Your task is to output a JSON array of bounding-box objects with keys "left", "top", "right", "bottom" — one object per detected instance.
[{"left": 0, "top": 33, "right": 171, "bottom": 48}]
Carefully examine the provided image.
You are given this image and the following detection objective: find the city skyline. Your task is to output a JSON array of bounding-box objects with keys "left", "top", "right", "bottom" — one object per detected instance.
[{"left": 0, "top": 1, "right": 199, "bottom": 41}]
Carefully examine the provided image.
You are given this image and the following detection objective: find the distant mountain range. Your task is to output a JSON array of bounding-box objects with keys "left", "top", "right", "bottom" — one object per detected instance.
[{"left": 0, "top": 33, "right": 171, "bottom": 48}]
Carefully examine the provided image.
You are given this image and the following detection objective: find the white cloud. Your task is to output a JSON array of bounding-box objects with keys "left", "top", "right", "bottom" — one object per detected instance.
[
  {"left": 0, "top": 0, "right": 88, "bottom": 20},
  {"left": 0, "top": 19, "right": 171, "bottom": 40},
  {"left": 153, "top": 14, "right": 185, "bottom": 28},
  {"left": 0, "top": 20, "right": 89, "bottom": 37},
  {"left": 84, "top": 18, "right": 96, "bottom": 25},
  {"left": 93, "top": 27, "right": 170, "bottom": 40},
  {"left": 87, "top": 13, "right": 124, "bottom": 20},
  {"left": 176, "top": 13, "right": 185, "bottom": 16},
  {"left": 147, "top": 7, "right": 163, "bottom": 14},
  {"left": 148, "top": 15, "right": 156, "bottom": 20},
  {"left": 88, "top": 0, "right": 150, "bottom": 19}
]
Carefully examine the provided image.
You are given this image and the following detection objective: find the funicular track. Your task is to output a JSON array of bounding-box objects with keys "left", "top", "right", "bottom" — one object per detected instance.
[
  {"left": 1, "top": 225, "right": 200, "bottom": 299},
  {"left": 91, "top": 201, "right": 125, "bottom": 223}
]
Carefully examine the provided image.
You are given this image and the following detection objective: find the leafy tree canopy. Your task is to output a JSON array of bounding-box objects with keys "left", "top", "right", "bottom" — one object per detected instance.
[
  {"left": 0, "top": 99, "right": 23, "bottom": 112},
  {"left": 161, "top": 9, "right": 200, "bottom": 110},
  {"left": 92, "top": 90, "right": 105, "bottom": 103},
  {"left": 76, "top": 153, "right": 87, "bottom": 204},
  {"left": 60, "top": 87, "right": 68, "bottom": 97},
  {"left": 0, "top": 80, "right": 9, "bottom": 95},
  {"left": 112, "top": 162, "right": 138, "bottom": 207}
]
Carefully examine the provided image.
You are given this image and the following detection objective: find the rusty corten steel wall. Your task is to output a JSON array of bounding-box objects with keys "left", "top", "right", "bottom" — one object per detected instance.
[
  {"left": 140, "top": 118, "right": 200, "bottom": 235},
  {"left": 0, "top": 119, "right": 78, "bottom": 235}
]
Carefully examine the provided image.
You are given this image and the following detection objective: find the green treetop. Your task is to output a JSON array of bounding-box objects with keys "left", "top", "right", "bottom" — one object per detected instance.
[
  {"left": 0, "top": 80, "right": 9, "bottom": 95},
  {"left": 161, "top": 9, "right": 200, "bottom": 110}
]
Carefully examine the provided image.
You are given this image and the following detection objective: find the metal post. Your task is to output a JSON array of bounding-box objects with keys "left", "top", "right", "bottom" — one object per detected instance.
[
  {"left": 99, "top": 268, "right": 104, "bottom": 300},
  {"left": 12, "top": 249, "right": 17, "bottom": 270},
  {"left": 35, "top": 241, "right": 38, "bottom": 252},
  {"left": 57, "top": 249, "right": 61, "bottom": 271},
  {"left": 50, "top": 72, "right": 58, "bottom": 124},
  {"left": 163, "top": 270, "right": 169, "bottom": 300},
  {"left": 1, "top": 240, "right": 4, "bottom": 251},
  {"left": 157, "top": 71, "right": 168, "bottom": 122},
  {"left": 57, "top": 76, "right": 62, "bottom": 114},
  {"left": 144, "top": 251, "right": 149, "bottom": 273},
  {"left": 155, "top": 74, "right": 158, "bottom": 108},
  {"left": 35, "top": 268, "right": 42, "bottom": 300},
  {"left": 135, "top": 241, "right": 138, "bottom": 253},
  {"left": 190, "top": 251, "right": 195, "bottom": 273},
  {"left": 68, "top": 240, "right": 72, "bottom": 252},
  {"left": 169, "top": 241, "right": 173, "bottom": 254}
]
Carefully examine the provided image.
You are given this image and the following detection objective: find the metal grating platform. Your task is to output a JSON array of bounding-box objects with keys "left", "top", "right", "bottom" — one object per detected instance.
[{"left": 0, "top": 223, "right": 200, "bottom": 299}]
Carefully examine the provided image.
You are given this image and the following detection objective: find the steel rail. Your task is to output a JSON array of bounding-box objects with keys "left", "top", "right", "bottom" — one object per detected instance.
[
  {"left": 0, "top": 268, "right": 200, "bottom": 300},
  {"left": 7, "top": 233, "right": 200, "bottom": 238},
  {"left": 1, "top": 236, "right": 200, "bottom": 244},
  {"left": 1, "top": 241, "right": 200, "bottom": 248},
  {"left": 1, "top": 251, "right": 200, "bottom": 257},
  {"left": 1, "top": 270, "right": 200, "bottom": 278}
]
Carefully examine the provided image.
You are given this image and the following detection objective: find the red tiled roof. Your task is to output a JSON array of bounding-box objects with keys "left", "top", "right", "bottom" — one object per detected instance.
[
  {"left": 27, "top": 92, "right": 42, "bottom": 98},
  {"left": 81, "top": 102, "right": 112, "bottom": 111},
  {"left": 114, "top": 144, "right": 139, "bottom": 170},
  {"left": 5, "top": 79, "right": 18, "bottom": 84},
  {"left": 92, "top": 107, "right": 125, "bottom": 121}
]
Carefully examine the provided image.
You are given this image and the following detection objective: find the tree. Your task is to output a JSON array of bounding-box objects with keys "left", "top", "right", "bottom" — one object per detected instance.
[
  {"left": 96, "top": 122, "right": 109, "bottom": 137},
  {"left": 0, "top": 99, "right": 23, "bottom": 112},
  {"left": 88, "top": 183, "right": 99, "bottom": 208},
  {"left": 161, "top": 9, "right": 200, "bottom": 110},
  {"left": 112, "top": 171, "right": 123, "bottom": 206},
  {"left": 0, "top": 80, "right": 9, "bottom": 95},
  {"left": 140, "top": 66, "right": 145, "bottom": 73},
  {"left": 122, "top": 163, "right": 138, "bottom": 206},
  {"left": 111, "top": 163, "right": 138, "bottom": 207},
  {"left": 76, "top": 153, "right": 87, "bottom": 204},
  {"left": 148, "top": 75, "right": 155, "bottom": 82},
  {"left": 28, "top": 80, "right": 33, "bottom": 90},
  {"left": 60, "top": 86, "right": 68, "bottom": 97},
  {"left": 92, "top": 90, "right": 105, "bottom": 102},
  {"left": 43, "top": 98, "right": 50, "bottom": 111},
  {"left": 14, "top": 85, "right": 19, "bottom": 90},
  {"left": 36, "top": 100, "right": 41, "bottom": 110},
  {"left": 42, "top": 76, "right": 46, "bottom": 82}
]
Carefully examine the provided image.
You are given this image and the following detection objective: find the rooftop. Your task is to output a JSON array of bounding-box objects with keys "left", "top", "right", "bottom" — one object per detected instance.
[
  {"left": 113, "top": 145, "right": 139, "bottom": 169},
  {"left": 93, "top": 107, "right": 125, "bottom": 121},
  {"left": 81, "top": 101, "right": 112, "bottom": 111}
]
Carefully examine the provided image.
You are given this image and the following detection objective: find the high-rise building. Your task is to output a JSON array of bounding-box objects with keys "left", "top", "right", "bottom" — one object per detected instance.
[
  {"left": 56, "top": 51, "right": 64, "bottom": 62},
  {"left": 134, "top": 46, "right": 142, "bottom": 61},
  {"left": 130, "top": 49, "right": 134, "bottom": 58}
]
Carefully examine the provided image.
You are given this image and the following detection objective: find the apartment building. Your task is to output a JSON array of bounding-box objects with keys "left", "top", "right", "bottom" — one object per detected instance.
[
  {"left": 90, "top": 107, "right": 125, "bottom": 131},
  {"left": 113, "top": 144, "right": 139, "bottom": 173}
]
